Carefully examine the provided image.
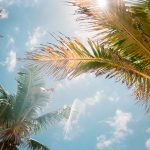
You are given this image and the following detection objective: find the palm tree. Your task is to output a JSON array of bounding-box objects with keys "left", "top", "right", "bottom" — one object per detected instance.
[
  {"left": 0, "top": 67, "right": 70, "bottom": 150},
  {"left": 24, "top": 0, "right": 150, "bottom": 109}
]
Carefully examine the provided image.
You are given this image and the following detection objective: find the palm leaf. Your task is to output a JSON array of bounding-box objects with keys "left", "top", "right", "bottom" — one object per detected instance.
[
  {"left": 33, "top": 106, "right": 71, "bottom": 133},
  {"left": 0, "top": 141, "right": 18, "bottom": 150},
  {"left": 14, "top": 67, "right": 51, "bottom": 121},
  {"left": 0, "top": 85, "right": 9, "bottom": 99},
  {"left": 27, "top": 139, "right": 50, "bottom": 150},
  {"left": 68, "top": 0, "right": 150, "bottom": 60},
  {"left": 0, "top": 68, "right": 70, "bottom": 149},
  {"left": 25, "top": 36, "right": 150, "bottom": 107},
  {"left": 0, "top": 85, "right": 16, "bottom": 128}
]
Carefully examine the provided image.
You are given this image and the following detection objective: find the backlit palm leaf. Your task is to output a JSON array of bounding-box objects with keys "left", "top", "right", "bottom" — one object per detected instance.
[
  {"left": 25, "top": 36, "right": 150, "bottom": 109},
  {"left": 24, "top": 0, "right": 150, "bottom": 109},
  {"left": 68, "top": 0, "right": 150, "bottom": 60}
]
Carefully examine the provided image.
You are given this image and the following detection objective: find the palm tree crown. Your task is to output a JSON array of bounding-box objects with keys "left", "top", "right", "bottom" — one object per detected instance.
[
  {"left": 25, "top": 0, "right": 150, "bottom": 110},
  {"left": 0, "top": 67, "right": 70, "bottom": 150}
]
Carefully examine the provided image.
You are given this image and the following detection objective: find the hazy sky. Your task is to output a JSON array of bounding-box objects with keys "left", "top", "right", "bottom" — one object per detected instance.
[{"left": 0, "top": 0, "right": 150, "bottom": 150}]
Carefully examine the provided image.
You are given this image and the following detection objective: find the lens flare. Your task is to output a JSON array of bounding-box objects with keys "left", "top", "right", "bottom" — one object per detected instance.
[{"left": 97, "top": 0, "right": 108, "bottom": 9}]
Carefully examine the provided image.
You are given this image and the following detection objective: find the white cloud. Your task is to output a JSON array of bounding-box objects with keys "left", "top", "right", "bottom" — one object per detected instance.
[
  {"left": 106, "top": 110, "right": 133, "bottom": 137},
  {"left": 0, "top": 50, "right": 16, "bottom": 72},
  {"left": 5, "top": 51, "right": 16, "bottom": 72},
  {"left": 85, "top": 91, "right": 103, "bottom": 106},
  {"left": 7, "top": 37, "right": 15, "bottom": 46},
  {"left": 9, "top": 37, "right": 15, "bottom": 43},
  {"left": 146, "top": 138, "right": 150, "bottom": 150},
  {"left": 14, "top": 26, "right": 20, "bottom": 32},
  {"left": 56, "top": 74, "right": 86, "bottom": 90},
  {"left": 33, "top": 0, "right": 39, "bottom": 3},
  {"left": 0, "top": 0, "right": 18, "bottom": 6},
  {"left": 63, "top": 91, "right": 103, "bottom": 140},
  {"left": 0, "top": 9, "right": 8, "bottom": 19},
  {"left": 0, "top": 0, "right": 40, "bottom": 7},
  {"left": 146, "top": 128, "right": 150, "bottom": 150},
  {"left": 26, "top": 27, "right": 46, "bottom": 51},
  {"left": 64, "top": 99, "right": 86, "bottom": 140},
  {"left": 147, "top": 128, "right": 150, "bottom": 134},
  {"left": 55, "top": 74, "right": 93, "bottom": 91},
  {"left": 97, "top": 135, "right": 113, "bottom": 149},
  {"left": 97, "top": 110, "right": 133, "bottom": 149},
  {"left": 108, "top": 92, "right": 120, "bottom": 102}
]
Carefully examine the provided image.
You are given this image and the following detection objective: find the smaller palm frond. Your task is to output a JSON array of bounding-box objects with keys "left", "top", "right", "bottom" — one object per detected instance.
[
  {"left": 68, "top": 0, "right": 150, "bottom": 60},
  {"left": 14, "top": 67, "right": 51, "bottom": 121},
  {"left": 0, "top": 140, "right": 18, "bottom": 150},
  {"left": 0, "top": 68, "right": 52, "bottom": 148},
  {"left": 25, "top": 36, "right": 150, "bottom": 105},
  {"left": 33, "top": 106, "right": 71, "bottom": 133},
  {"left": 27, "top": 139, "right": 50, "bottom": 150},
  {"left": 0, "top": 85, "right": 16, "bottom": 128},
  {"left": 0, "top": 68, "right": 70, "bottom": 149},
  {"left": 0, "top": 85, "right": 9, "bottom": 99}
]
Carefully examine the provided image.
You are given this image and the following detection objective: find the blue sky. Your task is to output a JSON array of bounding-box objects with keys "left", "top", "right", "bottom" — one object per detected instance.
[{"left": 0, "top": 0, "right": 150, "bottom": 150}]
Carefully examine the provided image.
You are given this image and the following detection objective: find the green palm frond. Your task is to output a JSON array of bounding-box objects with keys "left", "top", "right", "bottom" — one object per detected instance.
[
  {"left": 68, "top": 0, "right": 150, "bottom": 60},
  {"left": 0, "top": 98, "right": 16, "bottom": 128},
  {"left": 0, "top": 68, "right": 70, "bottom": 149},
  {"left": 14, "top": 67, "right": 51, "bottom": 121},
  {"left": 25, "top": 36, "right": 150, "bottom": 105},
  {"left": 27, "top": 139, "right": 50, "bottom": 150},
  {"left": 33, "top": 106, "right": 71, "bottom": 133},
  {"left": 0, "top": 85, "right": 9, "bottom": 99},
  {"left": 0, "top": 85, "right": 16, "bottom": 128},
  {"left": 0, "top": 140, "right": 18, "bottom": 150}
]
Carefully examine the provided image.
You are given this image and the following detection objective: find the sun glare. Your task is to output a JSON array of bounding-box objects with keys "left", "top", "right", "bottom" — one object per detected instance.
[{"left": 97, "top": 0, "right": 108, "bottom": 9}]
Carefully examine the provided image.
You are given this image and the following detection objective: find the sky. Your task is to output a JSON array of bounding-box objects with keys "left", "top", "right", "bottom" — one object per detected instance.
[{"left": 0, "top": 0, "right": 150, "bottom": 150}]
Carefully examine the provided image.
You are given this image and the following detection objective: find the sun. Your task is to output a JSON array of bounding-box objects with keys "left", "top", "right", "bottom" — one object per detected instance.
[{"left": 97, "top": 0, "right": 108, "bottom": 9}]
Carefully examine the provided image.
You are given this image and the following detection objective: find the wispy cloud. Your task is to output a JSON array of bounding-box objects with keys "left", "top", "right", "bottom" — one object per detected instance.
[
  {"left": 0, "top": 9, "right": 8, "bottom": 19},
  {"left": 26, "top": 27, "right": 46, "bottom": 51},
  {"left": 146, "top": 128, "right": 150, "bottom": 150},
  {"left": 0, "top": 0, "right": 40, "bottom": 7},
  {"left": 0, "top": 50, "right": 17, "bottom": 72},
  {"left": 0, "top": 0, "right": 18, "bottom": 6},
  {"left": 14, "top": 26, "right": 20, "bottom": 32},
  {"left": 108, "top": 92, "right": 120, "bottom": 102},
  {"left": 146, "top": 138, "right": 150, "bottom": 150},
  {"left": 7, "top": 36, "right": 15, "bottom": 47},
  {"left": 147, "top": 128, "right": 150, "bottom": 134},
  {"left": 97, "top": 110, "right": 133, "bottom": 149},
  {"left": 55, "top": 74, "right": 93, "bottom": 91},
  {"left": 85, "top": 91, "right": 103, "bottom": 106},
  {"left": 6, "top": 51, "right": 16, "bottom": 72},
  {"left": 63, "top": 99, "right": 86, "bottom": 140},
  {"left": 63, "top": 91, "right": 103, "bottom": 140},
  {"left": 32, "top": 0, "right": 40, "bottom": 3}
]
